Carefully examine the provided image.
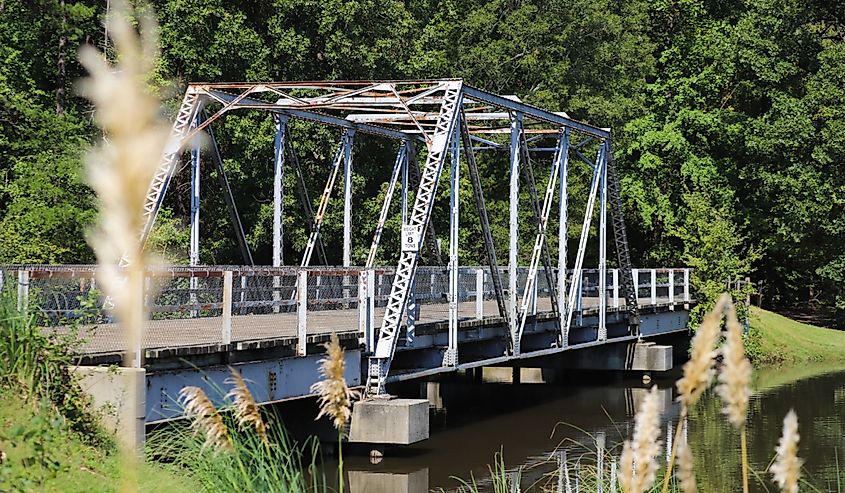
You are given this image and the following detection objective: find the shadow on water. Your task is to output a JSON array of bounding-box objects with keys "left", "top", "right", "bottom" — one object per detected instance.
[{"left": 317, "top": 365, "right": 845, "bottom": 493}]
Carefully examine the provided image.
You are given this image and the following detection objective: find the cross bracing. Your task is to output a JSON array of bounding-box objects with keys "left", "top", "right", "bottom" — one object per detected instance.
[{"left": 141, "top": 79, "right": 639, "bottom": 396}]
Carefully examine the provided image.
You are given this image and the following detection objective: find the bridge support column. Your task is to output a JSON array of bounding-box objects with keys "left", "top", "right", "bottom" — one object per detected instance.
[
  {"left": 446, "top": 128, "right": 460, "bottom": 366},
  {"left": 557, "top": 128, "right": 569, "bottom": 342},
  {"left": 272, "top": 117, "right": 287, "bottom": 313},
  {"left": 508, "top": 112, "right": 522, "bottom": 354},
  {"left": 342, "top": 130, "right": 355, "bottom": 267},
  {"left": 74, "top": 366, "right": 146, "bottom": 453},
  {"left": 348, "top": 398, "right": 429, "bottom": 445},
  {"left": 297, "top": 270, "right": 307, "bottom": 356},
  {"left": 272, "top": 115, "right": 287, "bottom": 267},
  {"left": 189, "top": 114, "right": 201, "bottom": 267},
  {"left": 189, "top": 113, "right": 201, "bottom": 317},
  {"left": 598, "top": 142, "right": 608, "bottom": 341}
]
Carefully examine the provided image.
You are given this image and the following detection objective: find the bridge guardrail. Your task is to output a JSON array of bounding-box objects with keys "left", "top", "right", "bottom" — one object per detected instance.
[{"left": 0, "top": 265, "right": 691, "bottom": 357}]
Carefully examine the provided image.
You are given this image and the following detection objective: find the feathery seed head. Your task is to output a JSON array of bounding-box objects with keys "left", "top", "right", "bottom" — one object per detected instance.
[
  {"left": 179, "top": 386, "right": 232, "bottom": 452},
  {"left": 225, "top": 367, "right": 268, "bottom": 445},
  {"left": 716, "top": 301, "right": 752, "bottom": 428},
  {"left": 675, "top": 429, "right": 697, "bottom": 493},
  {"left": 77, "top": 0, "right": 169, "bottom": 367},
  {"left": 770, "top": 410, "right": 802, "bottom": 493},
  {"left": 310, "top": 334, "right": 358, "bottom": 431},
  {"left": 618, "top": 386, "right": 662, "bottom": 493},
  {"left": 677, "top": 294, "right": 730, "bottom": 408}
]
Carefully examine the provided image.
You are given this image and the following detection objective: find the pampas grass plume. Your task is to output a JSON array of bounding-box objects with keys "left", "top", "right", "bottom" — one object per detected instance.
[
  {"left": 310, "top": 334, "right": 358, "bottom": 431},
  {"left": 676, "top": 294, "right": 729, "bottom": 408},
  {"left": 716, "top": 301, "right": 752, "bottom": 428},
  {"left": 77, "top": 0, "right": 169, "bottom": 367},
  {"left": 225, "top": 367, "right": 268, "bottom": 445},
  {"left": 675, "top": 430, "right": 697, "bottom": 493},
  {"left": 619, "top": 386, "right": 662, "bottom": 493},
  {"left": 770, "top": 410, "right": 802, "bottom": 493},
  {"left": 180, "top": 386, "right": 232, "bottom": 452}
]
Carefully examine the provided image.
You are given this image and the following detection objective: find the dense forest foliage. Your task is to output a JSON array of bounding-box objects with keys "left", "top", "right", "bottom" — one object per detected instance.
[{"left": 1, "top": 0, "right": 843, "bottom": 317}]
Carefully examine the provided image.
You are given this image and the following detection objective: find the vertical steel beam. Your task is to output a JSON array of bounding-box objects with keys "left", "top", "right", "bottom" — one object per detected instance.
[
  {"left": 287, "top": 138, "right": 328, "bottom": 265},
  {"left": 564, "top": 144, "right": 605, "bottom": 338},
  {"left": 297, "top": 270, "right": 307, "bottom": 356},
  {"left": 342, "top": 130, "right": 355, "bottom": 267},
  {"left": 557, "top": 128, "right": 570, "bottom": 328},
  {"left": 446, "top": 128, "right": 460, "bottom": 366},
  {"left": 189, "top": 114, "right": 201, "bottom": 267},
  {"left": 516, "top": 129, "right": 566, "bottom": 347},
  {"left": 301, "top": 139, "right": 345, "bottom": 267},
  {"left": 222, "top": 271, "right": 232, "bottom": 345},
  {"left": 460, "top": 115, "right": 508, "bottom": 321},
  {"left": 475, "top": 268, "right": 484, "bottom": 319},
  {"left": 402, "top": 144, "right": 410, "bottom": 226},
  {"left": 272, "top": 116, "right": 288, "bottom": 267},
  {"left": 366, "top": 141, "right": 407, "bottom": 268},
  {"left": 633, "top": 268, "right": 640, "bottom": 305},
  {"left": 189, "top": 115, "right": 200, "bottom": 318},
  {"left": 598, "top": 142, "right": 608, "bottom": 341},
  {"left": 669, "top": 269, "right": 675, "bottom": 310},
  {"left": 358, "top": 270, "right": 369, "bottom": 348},
  {"left": 508, "top": 112, "right": 522, "bottom": 354},
  {"left": 613, "top": 269, "right": 620, "bottom": 308}
]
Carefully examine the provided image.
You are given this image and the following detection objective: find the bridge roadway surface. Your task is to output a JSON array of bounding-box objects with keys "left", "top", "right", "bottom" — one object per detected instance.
[
  {"left": 74, "top": 296, "right": 658, "bottom": 358},
  {"left": 64, "top": 294, "right": 690, "bottom": 423}
]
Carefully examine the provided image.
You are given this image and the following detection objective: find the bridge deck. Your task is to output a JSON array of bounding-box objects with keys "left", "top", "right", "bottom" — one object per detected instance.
[{"left": 71, "top": 296, "right": 674, "bottom": 358}]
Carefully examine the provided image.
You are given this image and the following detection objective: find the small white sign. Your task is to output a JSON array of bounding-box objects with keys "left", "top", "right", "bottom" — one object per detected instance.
[{"left": 401, "top": 224, "right": 422, "bottom": 252}]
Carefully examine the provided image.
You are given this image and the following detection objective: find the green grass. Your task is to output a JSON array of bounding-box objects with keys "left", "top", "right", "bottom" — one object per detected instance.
[
  {"left": 0, "top": 392, "right": 200, "bottom": 493},
  {"left": 146, "top": 411, "right": 327, "bottom": 493},
  {"left": 749, "top": 306, "right": 845, "bottom": 367}
]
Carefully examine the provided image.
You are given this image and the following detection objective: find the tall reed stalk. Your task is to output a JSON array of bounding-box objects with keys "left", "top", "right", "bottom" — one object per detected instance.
[
  {"left": 78, "top": 0, "right": 167, "bottom": 371},
  {"left": 619, "top": 386, "right": 662, "bottom": 493},
  {"left": 717, "top": 301, "right": 752, "bottom": 493},
  {"left": 78, "top": 1, "right": 169, "bottom": 488},
  {"left": 661, "top": 294, "right": 729, "bottom": 493},
  {"left": 310, "top": 334, "right": 357, "bottom": 493},
  {"left": 770, "top": 410, "right": 802, "bottom": 493}
]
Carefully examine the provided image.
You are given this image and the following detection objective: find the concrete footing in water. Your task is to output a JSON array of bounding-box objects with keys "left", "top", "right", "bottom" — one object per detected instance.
[{"left": 348, "top": 398, "right": 430, "bottom": 445}]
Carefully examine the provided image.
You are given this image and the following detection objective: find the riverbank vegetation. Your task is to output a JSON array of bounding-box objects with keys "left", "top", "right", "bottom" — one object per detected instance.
[
  {"left": 1, "top": 0, "right": 844, "bottom": 322},
  {"left": 0, "top": 292, "right": 197, "bottom": 491},
  {"left": 747, "top": 306, "right": 845, "bottom": 366}
]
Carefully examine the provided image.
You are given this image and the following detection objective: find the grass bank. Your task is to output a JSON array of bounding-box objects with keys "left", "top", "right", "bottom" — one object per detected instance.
[
  {"left": 749, "top": 306, "right": 845, "bottom": 367},
  {"left": 0, "top": 393, "right": 198, "bottom": 492}
]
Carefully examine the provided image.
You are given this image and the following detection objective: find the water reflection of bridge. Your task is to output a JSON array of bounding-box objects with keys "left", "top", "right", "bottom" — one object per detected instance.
[{"left": 343, "top": 378, "right": 685, "bottom": 492}]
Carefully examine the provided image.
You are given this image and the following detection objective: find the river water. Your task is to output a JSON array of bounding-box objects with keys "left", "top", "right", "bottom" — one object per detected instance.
[{"left": 336, "top": 365, "right": 845, "bottom": 492}]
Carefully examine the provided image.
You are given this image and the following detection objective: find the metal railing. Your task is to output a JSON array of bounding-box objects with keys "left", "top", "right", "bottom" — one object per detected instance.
[{"left": 0, "top": 265, "right": 691, "bottom": 356}]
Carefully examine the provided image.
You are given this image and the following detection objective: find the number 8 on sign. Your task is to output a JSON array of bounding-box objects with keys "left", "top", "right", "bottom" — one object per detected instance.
[{"left": 401, "top": 225, "right": 421, "bottom": 253}]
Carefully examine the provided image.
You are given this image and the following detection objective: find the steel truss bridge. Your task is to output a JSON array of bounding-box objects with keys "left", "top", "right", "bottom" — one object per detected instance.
[{"left": 0, "top": 80, "right": 693, "bottom": 422}]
